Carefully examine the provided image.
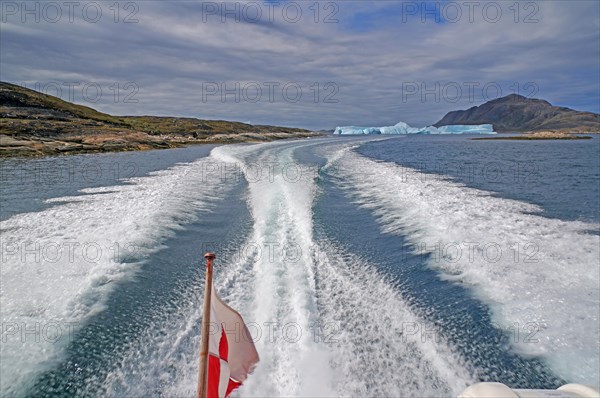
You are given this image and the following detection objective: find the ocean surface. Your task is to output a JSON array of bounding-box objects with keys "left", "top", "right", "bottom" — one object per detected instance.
[{"left": 1, "top": 135, "right": 599, "bottom": 397}]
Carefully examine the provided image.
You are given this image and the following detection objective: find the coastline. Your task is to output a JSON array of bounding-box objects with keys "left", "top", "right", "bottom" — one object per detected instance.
[
  {"left": 0, "top": 82, "right": 322, "bottom": 158},
  {"left": 472, "top": 131, "right": 596, "bottom": 141},
  {"left": 0, "top": 131, "right": 322, "bottom": 158}
]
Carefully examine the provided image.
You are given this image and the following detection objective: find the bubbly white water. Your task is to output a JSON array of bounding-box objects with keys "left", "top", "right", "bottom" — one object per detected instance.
[
  {"left": 0, "top": 156, "right": 230, "bottom": 397},
  {"left": 214, "top": 141, "right": 337, "bottom": 396},
  {"left": 3, "top": 138, "right": 597, "bottom": 396},
  {"left": 89, "top": 140, "right": 475, "bottom": 397},
  {"left": 312, "top": 241, "right": 475, "bottom": 396},
  {"left": 327, "top": 146, "right": 600, "bottom": 385},
  {"left": 211, "top": 141, "right": 473, "bottom": 396}
]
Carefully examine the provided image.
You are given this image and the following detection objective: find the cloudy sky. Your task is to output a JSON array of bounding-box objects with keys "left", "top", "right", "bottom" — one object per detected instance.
[{"left": 1, "top": 0, "right": 599, "bottom": 129}]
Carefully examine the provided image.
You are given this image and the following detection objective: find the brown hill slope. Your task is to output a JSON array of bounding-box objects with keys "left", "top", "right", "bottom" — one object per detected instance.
[
  {"left": 0, "top": 81, "right": 317, "bottom": 157},
  {"left": 434, "top": 94, "right": 599, "bottom": 133}
]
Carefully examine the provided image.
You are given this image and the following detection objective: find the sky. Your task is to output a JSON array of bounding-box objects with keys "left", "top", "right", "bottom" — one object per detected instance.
[{"left": 1, "top": 0, "right": 599, "bottom": 130}]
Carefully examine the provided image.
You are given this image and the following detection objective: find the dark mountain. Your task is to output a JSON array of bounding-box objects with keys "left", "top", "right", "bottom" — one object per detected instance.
[{"left": 434, "top": 94, "right": 600, "bottom": 132}]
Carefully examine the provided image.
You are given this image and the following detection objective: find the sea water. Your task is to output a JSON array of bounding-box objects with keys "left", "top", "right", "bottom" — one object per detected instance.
[{"left": 1, "top": 135, "right": 598, "bottom": 397}]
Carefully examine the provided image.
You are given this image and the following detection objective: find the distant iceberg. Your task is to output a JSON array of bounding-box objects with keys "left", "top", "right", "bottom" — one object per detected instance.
[{"left": 333, "top": 122, "right": 495, "bottom": 135}]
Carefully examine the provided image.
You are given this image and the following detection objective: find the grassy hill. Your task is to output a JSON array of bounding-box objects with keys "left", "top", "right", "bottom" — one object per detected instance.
[{"left": 0, "top": 81, "right": 318, "bottom": 157}]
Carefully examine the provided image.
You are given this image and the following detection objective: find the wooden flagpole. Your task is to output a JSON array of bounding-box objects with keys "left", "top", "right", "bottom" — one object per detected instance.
[{"left": 197, "top": 252, "right": 216, "bottom": 398}]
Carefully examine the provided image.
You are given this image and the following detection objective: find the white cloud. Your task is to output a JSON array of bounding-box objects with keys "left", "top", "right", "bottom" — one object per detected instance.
[{"left": 1, "top": 0, "right": 598, "bottom": 129}]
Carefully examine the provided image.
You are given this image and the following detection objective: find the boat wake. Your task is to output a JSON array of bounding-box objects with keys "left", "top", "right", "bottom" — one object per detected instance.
[
  {"left": 325, "top": 145, "right": 600, "bottom": 385},
  {"left": 2, "top": 138, "right": 598, "bottom": 396},
  {"left": 96, "top": 140, "right": 475, "bottom": 397},
  {"left": 211, "top": 140, "right": 475, "bottom": 396},
  {"left": 0, "top": 155, "right": 232, "bottom": 396}
]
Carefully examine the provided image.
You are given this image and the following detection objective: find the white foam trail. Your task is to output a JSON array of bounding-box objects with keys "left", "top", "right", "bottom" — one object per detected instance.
[
  {"left": 88, "top": 139, "right": 331, "bottom": 397},
  {"left": 329, "top": 147, "right": 600, "bottom": 385},
  {"left": 0, "top": 154, "right": 232, "bottom": 397},
  {"left": 214, "top": 140, "right": 475, "bottom": 396},
  {"left": 216, "top": 141, "right": 337, "bottom": 397},
  {"left": 81, "top": 139, "right": 476, "bottom": 396},
  {"left": 314, "top": 241, "right": 475, "bottom": 396}
]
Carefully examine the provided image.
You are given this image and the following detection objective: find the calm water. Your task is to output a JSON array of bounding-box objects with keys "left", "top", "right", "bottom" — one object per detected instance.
[
  {"left": 356, "top": 135, "right": 600, "bottom": 223},
  {"left": 1, "top": 136, "right": 598, "bottom": 397},
  {"left": 0, "top": 145, "right": 218, "bottom": 221}
]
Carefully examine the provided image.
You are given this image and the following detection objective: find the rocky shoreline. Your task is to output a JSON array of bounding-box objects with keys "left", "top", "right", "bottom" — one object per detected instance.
[
  {"left": 473, "top": 131, "right": 595, "bottom": 141},
  {"left": 0, "top": 130, "right": 320, "bottom": 158},
  {"left": 0, "top": 82, "right": 321, "bottom": 158}
]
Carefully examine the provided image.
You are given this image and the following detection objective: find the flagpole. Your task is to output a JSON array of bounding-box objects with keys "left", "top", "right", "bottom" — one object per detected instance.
[{"left": 197, "top": 252, "right": 216, "bottom": 398}]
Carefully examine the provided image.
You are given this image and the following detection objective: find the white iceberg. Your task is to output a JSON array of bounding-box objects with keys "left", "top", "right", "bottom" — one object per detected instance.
[{"left": 333, "top": 122, "right": 495, "bottom": 135}]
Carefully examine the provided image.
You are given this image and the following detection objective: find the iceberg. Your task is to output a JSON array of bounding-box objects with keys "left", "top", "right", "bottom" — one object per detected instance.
[
  {"left": 430, "top": 124, "right": 496, "bottom": 134},
  {"left": 333, "top": 122, "right": 495, "bottom": 135}
]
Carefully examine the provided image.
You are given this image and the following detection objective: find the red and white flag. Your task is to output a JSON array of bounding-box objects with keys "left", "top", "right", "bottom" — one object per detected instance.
[{"left": 206, "top": 285, "right": 259, "bottom": 398}]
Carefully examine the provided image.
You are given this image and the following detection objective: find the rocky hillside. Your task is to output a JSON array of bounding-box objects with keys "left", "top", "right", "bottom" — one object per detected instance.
[
  {"left": 0, "top": 81, "right": 318, "bottom": 157},
  {"left": 434, "top": 94, "right": 600, "bottom": 133}
]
